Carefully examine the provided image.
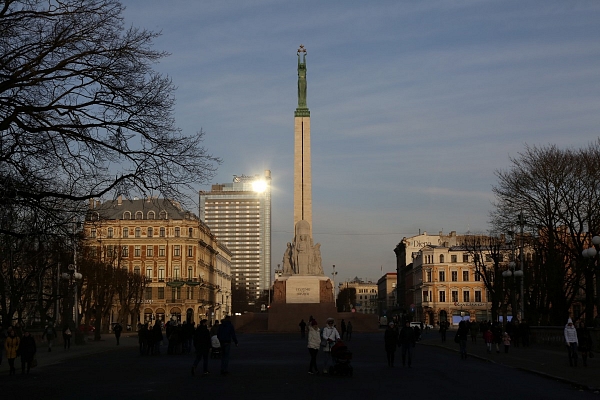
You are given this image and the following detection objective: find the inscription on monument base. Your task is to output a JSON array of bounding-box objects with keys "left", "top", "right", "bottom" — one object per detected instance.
[{"left": 286, "top": 278, "right": 320, "bottom": 304}]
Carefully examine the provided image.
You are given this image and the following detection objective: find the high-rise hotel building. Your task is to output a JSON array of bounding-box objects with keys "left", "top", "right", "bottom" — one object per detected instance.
[{"left": 199, "top": 171, "right": 271, "bottom": 309}]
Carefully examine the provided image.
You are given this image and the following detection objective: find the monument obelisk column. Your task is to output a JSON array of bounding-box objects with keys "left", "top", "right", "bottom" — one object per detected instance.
[{"left": 294, "top": 44, "right": 312, "bottom": 236}]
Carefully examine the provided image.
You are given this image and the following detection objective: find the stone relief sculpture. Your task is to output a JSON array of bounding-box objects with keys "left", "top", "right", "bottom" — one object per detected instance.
[{"left": 281, "top": 219, "right": 323, "bottom": 276}]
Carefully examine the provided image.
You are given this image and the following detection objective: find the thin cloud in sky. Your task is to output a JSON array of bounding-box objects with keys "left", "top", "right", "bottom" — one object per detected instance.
[{"left": 120, "top": 0, "right": 600, "bottom": 282}]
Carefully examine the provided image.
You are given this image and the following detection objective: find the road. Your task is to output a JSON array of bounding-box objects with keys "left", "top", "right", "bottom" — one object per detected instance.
[{"left": 2, "top": 332, "right": 597, "bottom": 400}]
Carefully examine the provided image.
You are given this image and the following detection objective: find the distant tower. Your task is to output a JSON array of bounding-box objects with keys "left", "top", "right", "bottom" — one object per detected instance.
[{"left": 294, "top": 44, "right": 312, "bottom": 235}]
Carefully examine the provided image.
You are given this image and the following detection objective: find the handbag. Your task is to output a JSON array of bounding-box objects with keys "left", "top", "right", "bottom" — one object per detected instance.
[{"left": 31, "top": 358, "right": 38, "bottom": 368}]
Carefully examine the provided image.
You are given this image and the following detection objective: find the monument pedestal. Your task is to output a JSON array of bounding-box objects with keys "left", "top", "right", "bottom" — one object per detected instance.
[{"left": 268, "top": 275, "right": 337, "bottom": 332}]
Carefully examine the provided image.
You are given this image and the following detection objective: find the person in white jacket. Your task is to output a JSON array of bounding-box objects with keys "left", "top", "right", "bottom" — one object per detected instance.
[
  {"left": 564, "top": 318, "right": 579, "bottom": 367},
  {"left": 307, "top": 320, "right": 321, "bottom": 374},
  {"left": 321, "top": 317, "right": 341, "bottom": 373}
]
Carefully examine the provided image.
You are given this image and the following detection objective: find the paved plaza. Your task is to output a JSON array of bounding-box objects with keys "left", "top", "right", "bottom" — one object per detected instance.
[{"left": 1, "top": 329, "right": 598, "bottom": 399}]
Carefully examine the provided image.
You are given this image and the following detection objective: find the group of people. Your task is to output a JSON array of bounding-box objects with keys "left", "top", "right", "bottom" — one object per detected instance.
[
  {"left": 0, "top": 325, "right": 37, "bottom": 375},
  {"left": 300, "top": 317, "right": 352, "bottom": 341},
  {"left": 384, "top": 320, "right": 417, "bottom": 367},
  {"left": 306, "top": 316, "right": 344, "bottom": 374},
  {"left": 190, "top": 315, "right": 238, "bottom": 376}
]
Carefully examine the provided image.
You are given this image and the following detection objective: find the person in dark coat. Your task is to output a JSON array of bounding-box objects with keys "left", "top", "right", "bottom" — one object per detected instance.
[
  {"left": 62, "top": 325, "right": 72, "bottom": 350},
  {"left": 191, "top": 319, "right": 212, "bottom": 375},
  {"left": 113, "top": 322, "right": 123, "bottom": 345},
  {"left": 299, "top": 319, "right": 307, "bottom": 338},
  {"left": 152, "top": 320, "right": 163, "bottom": 355},
  {"left": 217, "top": 316, "right": 238, "bottom": 375},
  {"left": 138, "top": 323, "right": 149, "bottom": 355},
  {"left": 19, "top": 330, "right": 36, "bottom": 374},
  {"left": 457, "top": 320, "right": 469, "bottom": 359},
  {"left": 340, "top": 319, "right": 347, "bottom": 340},
  {"left": 384, "top": 322, "right": 398, "bottom": 367},
  {"left": 399, "top": 321, "right": 416, "bottom": 367}
]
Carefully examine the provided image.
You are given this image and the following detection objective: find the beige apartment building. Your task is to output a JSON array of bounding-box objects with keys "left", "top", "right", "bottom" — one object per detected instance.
[
  {"left": 338, "top": 277, "right": 378, "bottom": 314},
  {"left": 411, "top": 245, "right": 491, "bottom": 326},
  {"left": 84, "top": 197, "right": 232, "bottom": 327},
  {"left": 377, "top": 273, "right": 398, "bottom": 316}
]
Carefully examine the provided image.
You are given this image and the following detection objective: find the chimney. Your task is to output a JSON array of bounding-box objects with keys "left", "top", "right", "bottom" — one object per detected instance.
[
  {"left": 89, "top": 199, "right": 95, "bottom": 209},
  {"left": 117, "top": 195, "right": 122, "bottom": 206}
]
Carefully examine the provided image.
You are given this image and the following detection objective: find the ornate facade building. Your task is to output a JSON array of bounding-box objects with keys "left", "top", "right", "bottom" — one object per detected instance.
[
  {"left": 83, "top": 197, "right": 232, "bottom": 326},
  {"left": 339, "top": 277, "right": 378, "bottom": 314}
]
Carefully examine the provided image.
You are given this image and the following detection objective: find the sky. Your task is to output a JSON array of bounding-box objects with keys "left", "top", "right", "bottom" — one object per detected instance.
[{"left": 121, "top": 0, "right": 600, "bottom": 284}]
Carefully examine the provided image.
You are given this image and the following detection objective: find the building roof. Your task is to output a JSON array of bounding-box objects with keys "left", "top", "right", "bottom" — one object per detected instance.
[{"left": 87, "top": 197, "right": 196, "bottom": 221}]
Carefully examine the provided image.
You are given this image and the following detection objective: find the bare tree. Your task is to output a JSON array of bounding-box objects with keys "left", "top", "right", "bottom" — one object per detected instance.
[
  {"left": 0, "top": 0, "right": 220, "bottom": 238},
  {"left": 491, "top": 141, "right": 600, "bottom": 325}
]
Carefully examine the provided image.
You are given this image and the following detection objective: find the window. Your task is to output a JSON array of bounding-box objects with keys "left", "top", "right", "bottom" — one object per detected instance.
[
  {"left": 463, "top": 254, "right": 469, "bottom": 262},
  {"left": 145, "top": 287, "right": 152, "bottom": 300},
  {"left": 423, "top": 291, "right": 428, "bottom": 301},
  {"left": 439, "top": 271, "right": 445, "bottom": 282},
  {"left": 158, "top": 287, "right": 164, "bottom": 299},
  {"left": 158, "top": 268, "right": 165, "bottom": 282},
  {"left": 159, "top": 211, "right": 167, "bottom": 219},
  {"left": 148, "top": 227, "right": 153, "bottom": 237},
  {"left": 451, "top": 255, "right": 457, "bottom": 263},
  {"left": 188, "top": 227, "right": 193, "bottom": 238},
  {"left": 188, "top": 267, "right": 193, "bottom": 279},
  {"left": 148, "top": 211, "right": 155, "bottom": 220},
  {"left": 134, "top": 266, "right": 140, "bottom": 275},
  {"left": 123, "top": 211, "right": 132, "bottom": 220},
  {"left": 107, "top": 227, "right": 113, "bottom": 238},
  {"left": 463, "top": 290, "right": 470, "bottom": 302},
  {"left": 439, "top": 291, "right": 446, "bottom": 302},
  {"left": 475, "top": 291, "right": 482, "bottom": 302},
  {"left": 90, "top": 228, "right": 96, "bottom": 238},
  {"left": 123, "top": 227, "right": 129, "bottom": 238},
  {"left": 174, "top": 245, "right": 180, "bottom": 257},
  {"left": 426, "top": 270, "right": 432, "bottom": 282},
  {"left": 134, "top": 246, "right": 141, "bottom": 257},
  {"left": 451, "top": 271, "right": 458, "bottom": 282},
  {"left": 187, "top": 287, "right": 193, "bottom": 300},
  {"left": 159, "top": 245, "right": 165, "bottom": 257},
  {"left": 147, "top": 246, "right": 153, "bottom": 257},
  {"left": 462, "top": 271, "right": 469, "bottom": 281},
  {"left": 160, "top": 227, "right": 165, "bottom": 237},
  {"left": 174, "top": 268, "right": 180, "bottom": 279},
  {"left": 175, "top": 227, "right": 180, "bottom": 237},
  {"left": 451, "top": 290, "right": 459, "bottom": 302},
  {"left": 187, "top": 246, "right": 193, "bottom": 257},
  {"left": 475, "top": 271, "right": 481, "bottom": 281},
  {"left": 135, "top": 211, "right": 143, "bottom": 220},
  {"left": 485, "top": 254, "right": 492, "bottom": 262},
  {"left": 440, "top": 254, "right": 444, "bottom": 263},
  {"left": 146, "top": 267, "right": 152, "bottom": 279},
  {"left": 135, "top": 227, "right": 141, "bottom": 238},
  {"left": 122, "top": 246, "right": 129, "bottom": 257}
]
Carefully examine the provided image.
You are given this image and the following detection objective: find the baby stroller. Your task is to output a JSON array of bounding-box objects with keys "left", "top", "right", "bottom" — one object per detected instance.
[
  {"left": 210, "top": 335, "right": 221, "bottom": 359},
  {"left": 328, "top": 340, "right": 353, "bottom": 376}
]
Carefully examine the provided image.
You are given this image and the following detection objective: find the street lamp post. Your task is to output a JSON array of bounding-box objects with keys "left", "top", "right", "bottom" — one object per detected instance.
[
  {"left": 582, "top": 235, "right": 600, "bottom": 325},
  {"left": 61, "top": 264, "right": 82, "bottom": 329},
  {"left": 331, "top": 265, "right": 338, "bottom": 304}
]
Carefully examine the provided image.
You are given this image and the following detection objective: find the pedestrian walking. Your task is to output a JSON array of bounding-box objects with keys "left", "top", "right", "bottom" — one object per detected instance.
[
  {"left": 138, "top": 323, "right": 149, "bottom": 355},
  {"left": 469, "top": 320, "right": 479, "bottom": 343},
  {"left": 384, "top": 322, "right": 398, "bottom": 367},
  {"left": 5, "top": 328, "right": 20, "bottom": 375},
  {"left": 346, "top": 321, "right": 353, "bottom": 340},
  {"left": 399, "top": 321, "right": 416, "bottom": 367},
  {"left": 493, "top": 322, "right": 502, "bottom": 353},
  {"left": 113, "top": 322, "right": 123, "bottom": 345},
  {"left": 217, "top": 316, "right": 238, "bottom": 375},
  {"left": 439, "top": 320, "right": 449, "bottom": 342},
  {"left": 42, "top": 323, "right": 56, "bottom": 352},
  {"left": 307, "top": 319, "right": 320, "bottom": 374},
  {"left": 340, "top": 319, "right": 347, "bottom": 340},
  {"left": 576, "top": 321, "right": 593, "bottom": 367},
  {"left": 191, "top": 319, "right": 211, "bottom": 376},
  {"left": 19, "top": 330, "right": 36, "bottom": 374},
  {"left": 502, "top": 331, "right": 511, "bottom": 353},
  {"left": 456, "top": 320, "right": 469, "bottom": 359},
  {"left": 299, "top": 319, "right": 307, "bottom": 338},
  {"left": 321, "top": 317, "right": 340, "bottom": 374},
  {"left": 483, "top": 327, "right": 493, "bottom": 353},
  {"left": 62, "top": 325, "right": 72, "bottom": 350},
  {"left": 564, "top": 318, "right": 578, "bottom": 367},
  {"left": 152, "top": 320, "right": 163, "bottom": 355}
]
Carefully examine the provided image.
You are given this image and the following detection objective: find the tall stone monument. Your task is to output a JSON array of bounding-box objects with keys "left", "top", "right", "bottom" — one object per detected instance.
[{"left": 268, "top": 45, "right": 336, "bottom": 331}]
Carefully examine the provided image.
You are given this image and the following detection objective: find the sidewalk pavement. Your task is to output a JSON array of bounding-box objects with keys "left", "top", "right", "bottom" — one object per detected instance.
[
  {"left": 2, "top": 332, "right": 138, "bottom": 373},
  {"left": 419, "top": 330, "right": 599, "bottom": 392}
]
